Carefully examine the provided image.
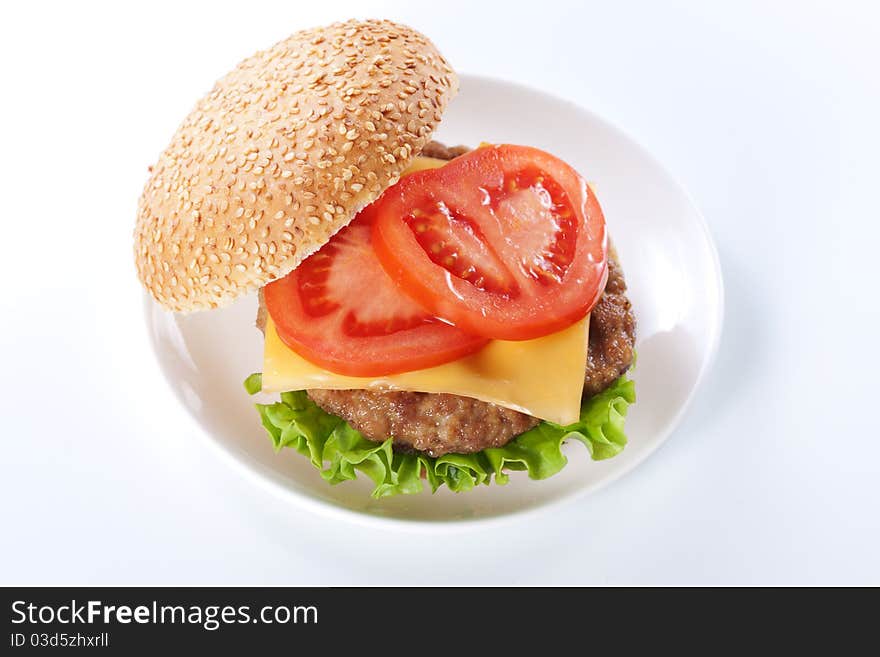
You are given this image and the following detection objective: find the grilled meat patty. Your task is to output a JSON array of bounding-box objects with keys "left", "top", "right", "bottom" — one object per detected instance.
[
  {"left": 258, "top": 141, "right": 635, "bottom": 457},
  {"left": 583, "top": 255, "right": 635, "bottom": 397},
  {"left": 306, "top": 388, "right": 540, "bottom": 456}
]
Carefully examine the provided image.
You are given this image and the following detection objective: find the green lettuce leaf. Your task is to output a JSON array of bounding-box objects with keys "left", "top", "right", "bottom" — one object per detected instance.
[{"left": 244, "top": 374, "right": 635, "bottom": 498}]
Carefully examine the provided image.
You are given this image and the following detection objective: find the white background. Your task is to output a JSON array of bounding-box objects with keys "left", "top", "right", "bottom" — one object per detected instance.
[{"left": 1, "top": 0, "right": 878, "bottom": 585}]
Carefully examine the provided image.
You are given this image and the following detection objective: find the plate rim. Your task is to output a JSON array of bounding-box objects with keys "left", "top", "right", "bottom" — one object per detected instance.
[{"left": 144, "top": 72, "right": 725, "bottom": 531}]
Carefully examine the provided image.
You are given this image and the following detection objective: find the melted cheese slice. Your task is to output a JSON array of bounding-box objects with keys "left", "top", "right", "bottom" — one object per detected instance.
[
  {"left": 263, "top": 316, "right": 588, "bottom": 425},
  {"left": 400, "top": 155, "right": 449, "bottom": 173},
  {"left": 260, "top": 153, "right": 589, "bottom": 425}
]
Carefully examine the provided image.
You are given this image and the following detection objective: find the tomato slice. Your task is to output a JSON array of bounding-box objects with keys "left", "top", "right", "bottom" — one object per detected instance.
[
  {"left": 371, "top": 144, "right": 608, "bottom": 341},
  {"left": 263, "top": 206, "right": 488, "bottom": 377}
]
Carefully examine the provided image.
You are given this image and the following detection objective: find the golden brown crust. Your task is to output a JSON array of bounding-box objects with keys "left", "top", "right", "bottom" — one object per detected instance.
[{"left": 135, "top": 19, "right": 457, "bottom": 312}]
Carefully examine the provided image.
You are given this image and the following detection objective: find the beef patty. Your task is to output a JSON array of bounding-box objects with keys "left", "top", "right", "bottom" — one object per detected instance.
[{"left": 258, "top": 141, "right": 636, "bottom": 457}]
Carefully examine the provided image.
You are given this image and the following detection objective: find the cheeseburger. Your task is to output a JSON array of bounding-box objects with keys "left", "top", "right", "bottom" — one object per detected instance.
[{"left": 135, "top": 19, "right": 636, "bottom": 497}]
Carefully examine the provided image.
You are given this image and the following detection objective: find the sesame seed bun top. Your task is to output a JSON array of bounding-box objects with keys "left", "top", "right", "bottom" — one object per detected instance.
[{"left": 134, "top": 19, "right": 458, "bottom": 312}]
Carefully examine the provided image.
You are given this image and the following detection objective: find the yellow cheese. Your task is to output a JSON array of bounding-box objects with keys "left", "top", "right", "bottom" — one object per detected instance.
[
  {"left": 262, "top": 316, "right": 588, "bottom": 425},
  {"left": 260, "top": 152, "right": 588, "bottom": 426},
  {"left": 401, "top": 155, "right": 450, "bottom": 173}
]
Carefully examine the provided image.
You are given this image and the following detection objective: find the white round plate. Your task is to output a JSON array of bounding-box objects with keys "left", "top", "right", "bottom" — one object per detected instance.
[{"left": 146, "top": 74, "right": 723, "bottom": 527}]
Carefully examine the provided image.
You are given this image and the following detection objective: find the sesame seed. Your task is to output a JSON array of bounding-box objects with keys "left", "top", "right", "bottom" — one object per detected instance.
[{"left": 134, "top": 19, "right": 456, "bottom": 312}]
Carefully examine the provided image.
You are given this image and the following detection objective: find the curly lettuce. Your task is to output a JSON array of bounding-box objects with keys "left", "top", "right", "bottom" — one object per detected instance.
[{"left": 244, "top": 373, "right": 635, "bottom": 499}]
